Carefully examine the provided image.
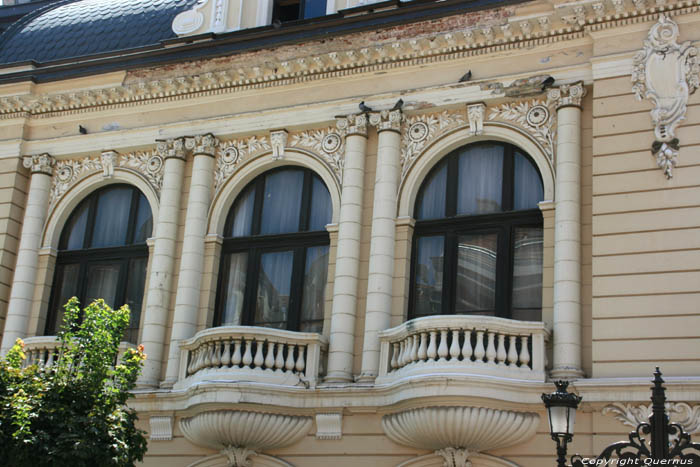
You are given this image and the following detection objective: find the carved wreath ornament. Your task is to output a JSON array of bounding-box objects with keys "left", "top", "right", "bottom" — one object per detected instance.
[{"left": 632, "top": 14, "right": 700, "bottom": 179}]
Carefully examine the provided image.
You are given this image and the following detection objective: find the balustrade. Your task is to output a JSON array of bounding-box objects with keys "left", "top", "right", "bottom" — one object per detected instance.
[
  {"left": 177, "top": 326, "right": 328, "bottom": 388},
  {"left": 376, "top": 316, "right": 549, "bottom": 384},
  {"left": 20, "top": 336, "right": 135, "bottom": 368}
]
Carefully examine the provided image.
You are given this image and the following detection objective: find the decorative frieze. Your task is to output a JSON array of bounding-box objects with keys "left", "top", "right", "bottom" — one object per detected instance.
[
  {"left": 603, "top": 402, "right": 700, "bottom": 434},
  {"left": 401, "top": 110, "right": 466, "bottom": 177},
  {"left": 214, "top": 135, "right": 271, "bottom": 192},
  {"left": 0, "top": 0, "right": 697, "bottom": 119},
  {"left": 632, "top": 14, "right": 699, "bottom": 179},
  {"left": 369, "top": 109, "right": 403, "bottom": 133},
  {"left": 488, "top": 98, "right": 556, "bottom": 161},
  {"left": 289, "top": 126, "right": 346, "bottom": 183},
  {"left": 49, "top": 149, "right": 165, "bottom": 207},
  {"left": 23, "top": 153, "right": 55, "bottom": 175}
]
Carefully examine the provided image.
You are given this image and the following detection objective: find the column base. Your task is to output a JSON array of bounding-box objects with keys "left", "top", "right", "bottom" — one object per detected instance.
[
  {"left": 355, "top": 373, "right": 377, "bottom": 384},
  {"left": 323, "top": 372, "right": 354, "bottom": 384},
  {"left": 550, "top": 366, "right": 585, "bottom": 380},
  {"left": 159, "top": 379, "right": 176, "bottom": 389}
]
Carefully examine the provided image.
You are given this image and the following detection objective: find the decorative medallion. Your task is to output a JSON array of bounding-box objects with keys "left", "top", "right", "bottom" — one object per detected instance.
[
  {"left": 214, "top": 135, "right": 271, "bottom": 193},
  {"left": 603, "top": 402, "right": 700, "bottom": 434},
  {"left": 49, "top": 150, "right": 165, "bottom": 207},
  {"left": 401, "top": 110, "right": 466, "bottom": 178},
  {"left": 488, "top": 98, "right": 556, "bottom": 161},
  {"left": 632, "top": 14, "right": 699, "bottom": 179},
  {"left": 290, "top": 126, "right": 346, "bottom": 184}
]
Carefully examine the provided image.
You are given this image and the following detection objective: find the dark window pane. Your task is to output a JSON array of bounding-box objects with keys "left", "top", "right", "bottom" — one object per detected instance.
[
  {"left": 309, "top": 177, "right": 332, "bottom": 231},
  {"left": 300, "top": 245, "right": 329, "bottom": 333},
  {"left": 132, "top": 193, "right": 153, "bottom": 244},
  {"left": 303, "top": 0, "right": 326, "bottom": 18},
  {"left": 220, "top": 252, "right": 248, "bottom": 326},
  {"left": 415, "top": 162, "right": 446, "bottom": 220},
  {"left": 456, "top": 233, "right": 498, "bottom": 315},
  {"left": 260, "top": 170, "right": 304, "bottom": 235},
  {"left": 229, "top": 185, "right": 255, "bottom": 237},
  {"left": 255, "top": 251, "right": 294, "bottom": 329},
  {"left": 514, "top": 152, "right": 544, "bottom": 211},
  {"left": 91, "top": 187, "right": 132, "bottom": 247},
  {"left": 457, "top": 144, "right": 503, "bottom": 215},
  {"left": 60, "top": 201, "right": 89, "bottom": 250},
  {"left": 512, "top": 227, "right": 543, "bottom": 321},
  {"left": 123, "top": 257, "right": 147, "bottom": 343},
  {"left": 46, "top": 263, "right": 80, "bottom": 335},
  {"left": 413, "top": 236, "right": 444, "bottom": 317},
  {"left": 84, "top": 262, "right": 121, "bottom": 306}
]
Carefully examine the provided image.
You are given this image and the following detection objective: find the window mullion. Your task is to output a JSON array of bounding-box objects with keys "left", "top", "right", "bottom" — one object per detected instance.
[
  {"left": 495, "top": 223, "right": 513, "bottom": 318},
  {"left": 299, "top": 170, "right": 312, "bottom": 232},
  {"left": 252, "top": 177, "right": 265, "bottom": 236},
  {"left": 242, "top": 248, "right": 260, "bottom": 326},
  {"left": 124, "top": 188, "right": 140, "bottom": 245},
  {"left": 502, "top": 145, "right": 515, "bottom": 212},
  {"left": 83, "top": 193, "right": 98, "bottom": 249},
  {"left": 445, "top": 155, "right": 458, "bottom": 217},
  {"left": 443, "top": 232, "right": 456, "bottom": 315},
  {"left": 289, "top": 248, "right": 306, "bottom": 331},
  {"left": 212, "top": 253, "right": 231, "bottom": 327}
]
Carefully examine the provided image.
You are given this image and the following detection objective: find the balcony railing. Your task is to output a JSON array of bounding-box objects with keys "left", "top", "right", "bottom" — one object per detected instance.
[
  {"left": 376, "top": 315, "right": 550, "bottom": 384},
  {"left": 21, "top": 336, "right": 136, "bottom": 368},
  {"left": 177, "top": 326, "right": 328, "bottom": 389}
]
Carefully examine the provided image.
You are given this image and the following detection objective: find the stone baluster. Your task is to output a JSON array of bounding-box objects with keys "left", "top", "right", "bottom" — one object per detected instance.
[
  {"left": 265, "top": 342, "right": 275, "bottom": 369},
  {"left": 474, "top": 331, "right": 485, "bottom": 362},
  {"left": 1, "top": 154, "right": 55, "bottom": 355},
  {"left": 496, "top": 334, "right": 507, "bottom": 365},
  {"left": 242, "top": 339, "right": 253, "bottom": 368},
  {"left": 275, "top": 343, "right": 285, "bottom": 371},
  {"left": 253, "top": 338, "right": 264, "bottom": 368},
  {"left": 427, "top": 331, "right": 438, "bottom": 361},
  {"left": 461, "top": 330, "right": 473, "bottom": 361},
  {"left": 507, "top": 335, "right": 519, "bottom": 367},
  {"left": 391, "top": 343, "right": 399, "bottom": 369},
  {"left": 295, "top": 346, "right": 306, "bottom": 373},
  {"left": 519, "top": 335, "right": 531, "bottom": 368},
  {"left": 221, "top": 341, "right": 231, "bottom": 367},
  {"left": 285, "top": 344, "right": 295, "bottom": 372},
  {"left": 437, "top": 330, "right": 449, "bottom": 362},
  {"left": 485, "top": 332, "right": 497, "bottom": 364},
  {"left": 417, "top": 332, "right": 428, "bottom": 361},
  {"left": 232, "top": 339, "right": 242, "bottom": 367},
  {"left": 449, "top": 330, "right": 460, "bottom": 360},
  {"left": 212, "top": 341, "right": 222, "bottom": 368}
]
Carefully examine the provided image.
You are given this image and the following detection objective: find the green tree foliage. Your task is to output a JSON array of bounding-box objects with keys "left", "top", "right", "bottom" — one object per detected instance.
[{"left": 0, "top": 298, "right": 148, "bottom": 466}]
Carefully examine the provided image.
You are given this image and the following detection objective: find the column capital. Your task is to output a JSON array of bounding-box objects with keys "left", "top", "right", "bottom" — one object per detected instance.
[
  {"left": 186, "top": 133, "right": 219, "bottom": 157},
  {"left": 547, "top": 81, "right": 586, "bottom": 110},
  {"left": 369, "top": 109, "right": 403, "bottom": 133},
  {"left": 336, "top": 113, "right": 368, "bottom": 138},
  {"left": 22, "top": 153, "right": 55, "bottom": 175},
  {"left": 156, "top": 137, "right": 187, "bottom": 160}
]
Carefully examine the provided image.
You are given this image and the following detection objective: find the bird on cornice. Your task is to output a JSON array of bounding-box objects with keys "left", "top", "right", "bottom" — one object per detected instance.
[
  {"left": 79, "top": 125, "right": 88, "bottom": 135},
  {"left": 390, "top": 98, "right": 404, "bottom": 111},
  {"left": 359, "top": 101, "right": 373, "bottom": 112},
  {"left": 458, "top": 70, "right": 472, "bottom": 82},
  {"left": 541, "top": 76, "right": 555, "bottom": 90}
]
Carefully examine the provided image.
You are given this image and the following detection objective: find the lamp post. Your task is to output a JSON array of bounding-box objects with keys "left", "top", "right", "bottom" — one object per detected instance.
[
  {"left": 542, "top": 380, "right": 582, "bottom": 467},
  {"left": 542, "top": 368, "right": 700, "bottom": 466}
]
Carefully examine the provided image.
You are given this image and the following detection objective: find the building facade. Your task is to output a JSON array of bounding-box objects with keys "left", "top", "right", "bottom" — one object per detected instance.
[{"left": 0, "top": 0, "right": 698, "bottom": 465}]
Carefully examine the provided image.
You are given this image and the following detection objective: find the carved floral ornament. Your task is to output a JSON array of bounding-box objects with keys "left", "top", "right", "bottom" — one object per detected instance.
[
  {"left": 401, "top": 98, "right": 557, "bottom": 180},
  {"left": 214, "top": 125, "right": 346, "bottom": 194},
  {"left": 632, "top": 14, "right": 699, "bottom": 179},
  {"left": 603, "top": 402, "right": 700, "bottom": 434}
]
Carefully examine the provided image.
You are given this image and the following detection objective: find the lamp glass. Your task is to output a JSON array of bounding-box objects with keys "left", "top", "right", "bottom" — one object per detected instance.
[{"left": 548, "top": 405, "right": 573, "bottom": 436}]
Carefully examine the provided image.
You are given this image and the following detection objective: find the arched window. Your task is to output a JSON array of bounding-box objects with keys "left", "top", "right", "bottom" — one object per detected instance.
[
  {"left": 215, "top": 167, "right": 332, "bottom": 332},
  {"left": 410, "top": 141, "right": 544, "bottom": 321},
  {"left": 45, "top": 185, "right": 153, "bottom": 343}
]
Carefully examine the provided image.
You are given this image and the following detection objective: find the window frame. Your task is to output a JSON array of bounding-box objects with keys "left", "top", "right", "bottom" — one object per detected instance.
[
  {"left": 408, "top": 142, "right": 544, "bottom": 320},
  {"left": 272, "top": 0, "right": 326, "bottom": 22},
  {"left": 213, "top": 167, "right": 331, "bottom": 332},
  {"left": 45, "top": 185, "right": 151, "bottom": 341}
]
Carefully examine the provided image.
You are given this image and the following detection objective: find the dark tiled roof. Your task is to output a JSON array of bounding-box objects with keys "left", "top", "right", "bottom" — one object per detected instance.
[{"left": 0, "top": 0, "right": 199, "bottom": 64}]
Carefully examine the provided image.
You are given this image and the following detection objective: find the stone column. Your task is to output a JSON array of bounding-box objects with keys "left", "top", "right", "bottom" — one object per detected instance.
[
  {"left": 548, "top": 82, "right": 586, "bottom": 379},
  {"left": 325, "top": 114, "right": 368, "bottom": 382},
  {"left": 1, "top": 154, "right": 54, "bottom": 354},
  {"left": 163, "top": 134, "right": 218, "bottom": 387},
  {"left": 358, "top": 109, "right": 402, "bottom": 381},
  {"left": 138, "top": 138, "right": 186, "bottom": 387}
]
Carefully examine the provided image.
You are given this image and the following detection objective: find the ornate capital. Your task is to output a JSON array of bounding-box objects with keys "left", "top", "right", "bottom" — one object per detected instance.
[
  {"left": 23, "top": 153, "right": 55, "bottom": 175},
  {"left": 337, "top": 113, "right": 368, "bottom": 137},
  {"left": 467, "top": 103, "right": 486, "bottom": 136},
  {"left": 369, "top": 109, "right": 402, "bottom": 133},
  {"left": 156, "top": 137, "right": 187, "bottom": 160},
  {"left": 186, "top": 133, "right": 219, "bottom": 156},
  {"left": 632, "top": 14, "right": 698, "bottom": 179},
  {"left": 269, "top": 129, "right": 289, "bottom": 160},
  {"left": 547, "top": 81, "right": 586, "bottom": 110}
]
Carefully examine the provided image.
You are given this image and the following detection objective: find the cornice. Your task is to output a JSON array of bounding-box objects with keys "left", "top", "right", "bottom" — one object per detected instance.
[{"left": 1, "top": 0, "right": 697, "bottom": 119}]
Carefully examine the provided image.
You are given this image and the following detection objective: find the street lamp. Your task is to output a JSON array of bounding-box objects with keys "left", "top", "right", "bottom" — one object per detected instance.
[
  {"left": 542, "top": 380, "right": 582, "bottom": 467},
  {"left": 543, "top": 368, "right": 700, "bottom": 466}
]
